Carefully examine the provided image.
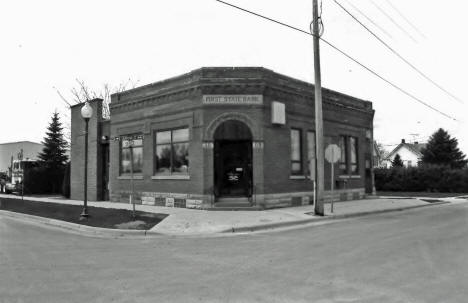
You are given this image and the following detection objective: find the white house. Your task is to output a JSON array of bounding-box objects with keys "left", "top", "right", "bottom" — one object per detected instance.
[{"left": 383, "top": 139, "right": 426, "bottom": 168}]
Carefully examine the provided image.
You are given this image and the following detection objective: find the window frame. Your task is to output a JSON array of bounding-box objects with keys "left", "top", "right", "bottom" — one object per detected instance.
[
  {"left": 307, "top": 130, "right": 316, "bottom": 177},
  {"left": 349, "top": 136, "right": 359, "bottom": 175},
  {"left": 290, "top": 128, "right": 303, "bottom": 175},
  {"left": 154, "top": 127, "right": 190, "bottom": 176},
  {"left": 338, "top": 135, "right": 348, "bottom": 174},
  {"left": 119, "top": 134, "right": 144, "bottom": 176},
  {"left": 338, "top": 135, "right": 359, "bottom": 175}
]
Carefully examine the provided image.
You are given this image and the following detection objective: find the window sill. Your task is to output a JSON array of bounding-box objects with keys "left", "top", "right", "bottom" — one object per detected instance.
[
  {"left": 290, "top": 175, "right": 306, "bottom": 180},
  {"left": 338, "top": 175, "right": 361, "bottom": 179},
  {"left": 152, "top": 175, "right": 190, "bottom": 180},
  {"left": 118, "top": 175, "right": 144, "bottom": 180}
]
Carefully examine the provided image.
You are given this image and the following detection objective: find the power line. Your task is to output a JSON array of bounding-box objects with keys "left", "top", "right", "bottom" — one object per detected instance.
[
  {"left": 383, "top": 0, "right": 426, "bottom": 39},
  {"left": 369, "top": 0, "right": 418, "bottom": 43},
  {"left": 341, "top": 0, "right": 393, "bottom": 40},
  {"left": 214, "top": 0, "right": 458, "bottom": 122},
  {"left": 333, "top": 0, "right": 464, "bottom": 104}
]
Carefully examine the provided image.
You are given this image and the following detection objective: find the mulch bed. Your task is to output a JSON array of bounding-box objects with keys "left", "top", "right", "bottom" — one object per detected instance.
[{"left": 0, "top": 198, "right": 167, "bottom": 230}]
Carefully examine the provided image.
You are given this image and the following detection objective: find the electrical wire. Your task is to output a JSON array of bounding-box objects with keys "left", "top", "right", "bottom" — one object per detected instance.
[
  {"left": 369, "top": 0, "right": 418, "bottom": 43},
  {"left": 310, "top": 0, "right": 324, "bottom": 37},
  {"left": 214, "top": 0, "right": 458, "bottom": 122},
  {"left": 342, "top": 0, "right": 393, "bottom": 40},
  {"left": 333, "top": 0, "right": 463, "bottom": 104},
  {"left": 383, "top": 0, "right": 426, "bottom": 39}
]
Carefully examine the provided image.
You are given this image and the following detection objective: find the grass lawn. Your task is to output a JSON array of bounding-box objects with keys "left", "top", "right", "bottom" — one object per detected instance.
[
  {"left": 0, "top": 198, "right": 167, "bottom": 230},
  {"left": 377, "top": 191, "right": 468, "bottom": 198}
]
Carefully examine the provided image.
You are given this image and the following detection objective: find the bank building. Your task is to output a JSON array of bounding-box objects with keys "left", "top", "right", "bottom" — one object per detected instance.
[{"left": 70, "top": 67, "right": 375, "bottom": 209}]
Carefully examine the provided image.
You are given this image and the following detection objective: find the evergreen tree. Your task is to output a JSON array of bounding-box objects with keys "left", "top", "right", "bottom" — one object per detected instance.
[
  {"left": 38, "top": 112, "right": 69, "bottom": 192},
  {"left": 421, "top": 128, "right": 467, "bottom": 169},
  {"left": 392, "top": 154, "right": 404, "bottom": 167}
]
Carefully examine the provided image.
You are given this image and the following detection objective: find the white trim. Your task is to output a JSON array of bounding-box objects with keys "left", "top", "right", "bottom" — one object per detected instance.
[
  {"left": 290, "top": 175, "right": 306, "bottom": 180},
  {"left": 118, "top": 175, "right": 144, "bottom": 180},
  {"left": 338, "top": 175, "right": 361, "bottom": 179},
  {"left": 151, "top": 174, "right": 190, "bottom": 180}
]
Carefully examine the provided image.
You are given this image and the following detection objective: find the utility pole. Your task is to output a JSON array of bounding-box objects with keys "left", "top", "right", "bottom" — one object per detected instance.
[{"left": 313, "top": 0, "right": 325, "bottom": 216}]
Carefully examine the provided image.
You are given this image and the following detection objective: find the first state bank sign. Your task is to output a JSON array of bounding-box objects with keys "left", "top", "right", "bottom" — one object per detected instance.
[{"left": 203, "top": 95, "right": 263, "bottom": 105}]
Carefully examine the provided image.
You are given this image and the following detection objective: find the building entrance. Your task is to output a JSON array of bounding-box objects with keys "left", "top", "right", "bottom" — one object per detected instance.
[{"left": 213, "top": 120, "right": 253, "bottom": 200}]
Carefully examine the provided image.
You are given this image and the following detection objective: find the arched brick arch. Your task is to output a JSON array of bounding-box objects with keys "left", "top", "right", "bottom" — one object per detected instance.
[{"left": 205, "top": 112, "right": 262, "bottom": 141}]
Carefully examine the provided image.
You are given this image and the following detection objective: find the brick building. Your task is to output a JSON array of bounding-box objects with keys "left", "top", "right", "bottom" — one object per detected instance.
[{"left": 70, "top": 67, "right": 375, "bottom": 209}]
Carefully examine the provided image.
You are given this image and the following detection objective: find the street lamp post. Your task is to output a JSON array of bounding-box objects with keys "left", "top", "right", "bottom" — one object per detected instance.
[{"left": 80, "top": 101, "right": 93, "bottom": 219}]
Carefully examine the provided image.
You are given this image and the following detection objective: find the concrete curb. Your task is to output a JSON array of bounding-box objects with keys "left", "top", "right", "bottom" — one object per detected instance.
[
  {"left": 224, "top": 201, "right": 450, "bottom": 233},
  {"left": 0, "top": 210, "right": 163, "bottom": 239},
  {"left": 0, "top": 201, "right": 450, "bottom": 238}
]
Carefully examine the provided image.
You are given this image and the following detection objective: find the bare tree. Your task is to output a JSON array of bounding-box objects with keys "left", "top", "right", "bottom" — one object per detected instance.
[{"left": 54, "top": 78, "right": 139, "bottom": 142}]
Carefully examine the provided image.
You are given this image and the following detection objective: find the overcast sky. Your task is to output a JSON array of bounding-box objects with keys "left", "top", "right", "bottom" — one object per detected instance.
[{"left": 1, "top": 0, "right": 467, "bottom": 154}]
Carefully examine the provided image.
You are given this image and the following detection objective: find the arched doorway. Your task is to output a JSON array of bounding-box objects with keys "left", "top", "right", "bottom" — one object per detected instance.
[{"left": 213, "top": 120, "right": 253, "bottom": 200}]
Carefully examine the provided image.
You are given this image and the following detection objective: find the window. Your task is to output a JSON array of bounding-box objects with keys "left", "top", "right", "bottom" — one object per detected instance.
[
  {"left": 120, "top": 135, "right": 143, "bottom": 175},
  {"left": 338, "top": 135, "right": 359, "bottom": 175},
  {"left": 338, "top": 135, "right": 348, "bottom": 174},
  {"left": 155, "top": 128, "right": 189, "bottom": 174},
  {"left": 290, "top": 128, "right": 302, "bottom": 175},
  {"left": 350, "top": 136, "right": 358, "bottom": 174},
  {"left": 307, "top": 131, "right": 315, "bottom": 176}
]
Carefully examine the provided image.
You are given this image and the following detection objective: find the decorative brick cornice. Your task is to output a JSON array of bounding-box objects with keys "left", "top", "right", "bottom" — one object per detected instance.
[{"left": 109, "top": 67, "right": 373, "bottom": 115}]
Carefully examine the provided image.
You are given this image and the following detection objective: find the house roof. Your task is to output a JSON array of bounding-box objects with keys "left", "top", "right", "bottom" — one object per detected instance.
[
  {"left": 386, "top": 142, "right": 427, "bottom": 160},
  {"left": 0, "top": 140, "right": 42, "bottom": 146}
]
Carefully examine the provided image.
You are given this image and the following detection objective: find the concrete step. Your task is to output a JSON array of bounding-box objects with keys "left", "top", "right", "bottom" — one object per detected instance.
[{"left": 212, "top": 197, "right": 259, "bottom": 210}]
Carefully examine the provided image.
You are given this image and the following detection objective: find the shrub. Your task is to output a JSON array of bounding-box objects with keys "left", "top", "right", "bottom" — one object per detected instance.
[
  {"left": 375, "top": 166, "right": 468, "bottom": 193},
  {"left": 22, "top": 162, "right": 65, "bottom": 195}
]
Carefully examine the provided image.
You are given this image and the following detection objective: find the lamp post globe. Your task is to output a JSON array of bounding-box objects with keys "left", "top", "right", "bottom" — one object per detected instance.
[
  {"left": 80, "top": 101, "right": 93, "bottom": 219},
  {"left": 81, "top": 101, "right": 93, "bottom": 119}
]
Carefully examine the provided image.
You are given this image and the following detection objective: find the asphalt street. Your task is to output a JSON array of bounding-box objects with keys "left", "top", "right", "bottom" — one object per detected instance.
[{"left": 1, "top": 202, "right": 467, "bottom": 303}]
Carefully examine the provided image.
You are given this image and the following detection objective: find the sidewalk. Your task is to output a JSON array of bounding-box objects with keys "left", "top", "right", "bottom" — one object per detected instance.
[{"left": 0, "top": 193, "right": 458, "bottom": 236}]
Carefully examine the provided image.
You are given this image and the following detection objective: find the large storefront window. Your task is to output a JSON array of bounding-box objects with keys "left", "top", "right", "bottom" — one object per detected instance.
[
  {"left": 290, "top": 128, "right": 302, "bottom": 175},
  {"left": 350, "top": 136, "right": 358, "bottom": 174},
  {"left": 339, "top": 135, "right": 348, "bottom": 174},
  {"left": 155, "top": 128, "right": 189, "bottom": 174},
  {"left": 338, "top": 135, "right": 359, "bottom": 175},
  {"left": 120, "top": 135, "right": 143, "bottom": 174}
]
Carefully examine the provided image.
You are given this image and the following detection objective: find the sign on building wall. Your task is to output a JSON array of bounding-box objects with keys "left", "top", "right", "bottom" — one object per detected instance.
[
  {"left": 271, "top": 101, "right": 286, "bottom": 125},
  {"left": 203, "top": 95, "right": 263, "bottom": 105}
]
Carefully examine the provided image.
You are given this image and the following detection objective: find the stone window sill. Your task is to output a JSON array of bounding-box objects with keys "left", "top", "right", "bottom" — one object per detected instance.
[
  {"left": 118, "top": 175, "right": 144, "bottom": 180},
  {"left": 338, "top": 175, "right": 361, "bottom": 179},
  {"left": 290, "top": 175, "right": 306, "bottom": 180},
  {"left": 152, "top": 175, "right": 190, "bottom": 180}
]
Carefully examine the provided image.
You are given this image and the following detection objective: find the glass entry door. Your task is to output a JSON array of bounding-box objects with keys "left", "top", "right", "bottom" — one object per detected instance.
[{"left": 214, "top": 140, "right": 252, "bottom": 198}]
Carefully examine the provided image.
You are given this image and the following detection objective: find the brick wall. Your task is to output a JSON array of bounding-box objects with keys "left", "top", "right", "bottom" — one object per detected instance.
[
  {"left": 98, "top": 67, "right": 374, "bottom": 209},
  {"left": 70, "top": 99, "right": 103, "bottom": 201}
]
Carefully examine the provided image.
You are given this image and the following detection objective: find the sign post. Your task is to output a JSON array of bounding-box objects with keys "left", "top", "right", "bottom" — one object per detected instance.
[
  {"left": 325, "top": 144, "right": 341, "bottom": 213},
  {"left": 116, "top": 135, "right": 144, "bottom": 220},
  {"left": 129, "top": 144, "right": 135, "bottom": 219}
]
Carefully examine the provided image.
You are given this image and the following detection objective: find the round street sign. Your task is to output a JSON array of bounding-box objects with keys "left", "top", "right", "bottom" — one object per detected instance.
[{"left": 325, "top": 144, "right": 341, "bottom": 163}]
